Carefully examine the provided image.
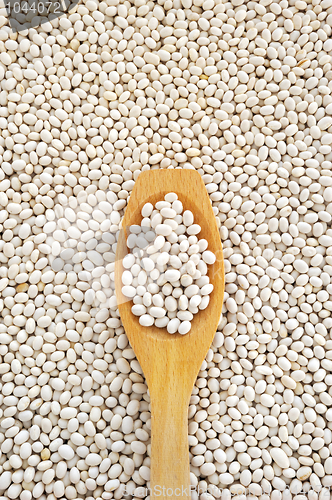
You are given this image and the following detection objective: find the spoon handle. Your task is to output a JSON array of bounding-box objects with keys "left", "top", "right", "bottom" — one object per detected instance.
[
  {"left": 150, "top": 377, "right": 191, "bottom": 500},
  {"left": 151, "top": 381, "right": 190, "bottom": 500}
]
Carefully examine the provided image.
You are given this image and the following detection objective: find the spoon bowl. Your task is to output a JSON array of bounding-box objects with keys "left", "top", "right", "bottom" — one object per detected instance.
[{"left": 115, "top": 169, "right": 224, "bottom": 499}]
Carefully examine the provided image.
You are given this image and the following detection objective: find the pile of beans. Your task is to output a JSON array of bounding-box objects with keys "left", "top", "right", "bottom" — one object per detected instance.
[
  {"left": 1, "top": 0, "right": 332, "bottom": 498},
  {"left": 121, "top": 193, "right": 215, "bottom": 334}
]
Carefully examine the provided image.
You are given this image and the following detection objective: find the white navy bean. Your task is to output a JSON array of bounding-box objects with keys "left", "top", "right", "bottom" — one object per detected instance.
[{"left": 122, "top": 194, "right": 215, "bottom": 334}]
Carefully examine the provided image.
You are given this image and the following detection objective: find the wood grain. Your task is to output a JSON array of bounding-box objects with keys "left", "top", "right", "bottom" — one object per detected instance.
[{"left": 115, "top": 170, "right": 224, "bottom": 499}]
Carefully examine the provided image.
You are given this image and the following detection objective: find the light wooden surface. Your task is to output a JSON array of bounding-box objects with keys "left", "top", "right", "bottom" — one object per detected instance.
[{"left": 115, "top": 170, "right": 224, "bottom": 500}]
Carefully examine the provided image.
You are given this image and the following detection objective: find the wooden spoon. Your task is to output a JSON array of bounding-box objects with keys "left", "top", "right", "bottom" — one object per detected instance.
[{"left": 115, "top": 170, "right": 224, "bottom": 499}]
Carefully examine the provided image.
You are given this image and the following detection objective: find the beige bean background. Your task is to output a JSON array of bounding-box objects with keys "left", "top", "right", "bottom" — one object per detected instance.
[{"left": 0, "top": 0, "right": 332, "bottom": 498}]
